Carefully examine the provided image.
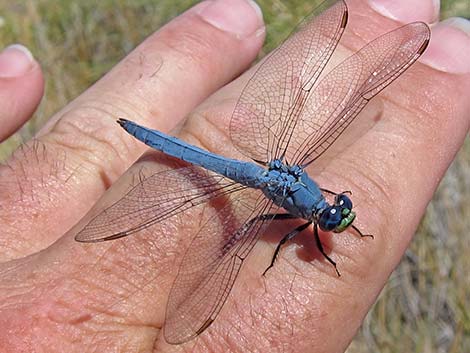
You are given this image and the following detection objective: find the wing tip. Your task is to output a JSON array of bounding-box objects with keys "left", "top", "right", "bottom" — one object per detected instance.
[
  {"left": 163, "top": 318, "right": 214, "bottom": 345},
  {"left": 74, "top": 231, "right": 129, "bottom": 243},
  {"left": 418, "top": 37, "right": 431, "bottom": 55},
  {"left": 74, "top": 235, "right": 104, "bottom": 243}
]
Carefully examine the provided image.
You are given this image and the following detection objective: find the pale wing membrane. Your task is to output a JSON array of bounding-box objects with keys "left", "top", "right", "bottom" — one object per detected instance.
[
  {"left": 164, "top": 189, "right": 278, "bottom": 344},
  {"left": 75, "top": 166, "right": 245, "bottom": 242},
  {"left": 289, "top": 22, "right": 430, "bottom": 166},
  {"left": 230, "top": 0, "right": 347, "bottom": 163}
]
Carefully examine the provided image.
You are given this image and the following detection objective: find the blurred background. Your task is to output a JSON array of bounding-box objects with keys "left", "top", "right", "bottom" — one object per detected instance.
[{"left": 0, "top": 0, "right": 468, "bottom": 351}]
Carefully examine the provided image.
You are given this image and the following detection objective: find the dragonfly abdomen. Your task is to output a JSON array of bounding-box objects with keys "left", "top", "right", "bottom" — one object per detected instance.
[{"left": 118, "top": 119, "right": 265, "bottom": 187}]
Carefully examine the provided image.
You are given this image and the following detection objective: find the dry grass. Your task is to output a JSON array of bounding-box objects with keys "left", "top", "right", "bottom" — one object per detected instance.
[{"left": 0, "top": 0, "right": 468, "bottom": 351}]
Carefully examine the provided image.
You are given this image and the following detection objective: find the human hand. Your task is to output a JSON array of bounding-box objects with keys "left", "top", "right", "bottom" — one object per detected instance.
[{"left": 0, "top": 0, "right": 469, "bottom": 352}]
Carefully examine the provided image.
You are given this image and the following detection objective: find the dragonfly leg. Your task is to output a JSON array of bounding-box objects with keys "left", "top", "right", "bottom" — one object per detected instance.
[
  {"left": 320, "top": 188, "right": 338, "bottom": 196},
  {"left": 313, "top": 223, "right": 341, "bottom": 277},
  {"left": 262, "top": 221, "right": 312, "bottom": 276},
  {"left": 259, "top": 213, "right": 299, "bottom": 221},
  {"left": 244, "top": 213, "right": 299, "bottom": 230},
  {"left": 320, "top": 188, "right": 352, "bottom": 196},
  {"left": 351, "top": 224, "right": 374, "bottom": 238}
]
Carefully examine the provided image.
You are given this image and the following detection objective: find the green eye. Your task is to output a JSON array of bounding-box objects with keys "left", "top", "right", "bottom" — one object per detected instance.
[{"left": 334, "top": 211, "right": 356, "bottom": 233}]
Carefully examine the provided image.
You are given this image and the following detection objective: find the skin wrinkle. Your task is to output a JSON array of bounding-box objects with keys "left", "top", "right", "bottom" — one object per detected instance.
[
  {"left": 50, "top": 107, "right": 124, "bottom": 156},
  {"left": 273, "top": 247, "right": 305, "bottom": 276},
  {"left": 92, "top": 79, "right": 168, "bottom": 126},
  {"left": 424, "top": 77, "right": 463, "bottom": 122},
  {"left": 87, "top": 261, "right": 150, "bottom": 306},
  {"left": 157, "top": 26, "right": 230, "bottom": 92},
  {"left": 223, "top": 315, "right": 253, "bottom": 352},
  {"left": 387, "top": 70, "right": 462, "bottom": 131},
  {"left": 379, "top": 88, "right": 434, "bottom": 122},
  {"left": 225, "top": 326, "right": 255, "bottom": 353},
  {"left": 285, "top": 253, "right": 326, "bottom": 280},
  {"left": 0, "top": 256, "right": 34, "bottom": 279},
  {"left": 182, "top": 107, "right": 237, "bottom": 158},
  {"left": 258, "top": 301, "right": 318, "bottom": 351},
  {"left": 70, "top": 229, "right": 175, "bottom": 323},
  {"left": 360, "top": 97, "right": 461, "bottom": 210},
  {"left": 258, "top": 280, "right": 323, "bottom": 322},
  {"left": 45, "top": 120, "right": 129, "bottom": 192},
  {"left": 85, "top": 93, "right": 154, "bottom": 127},
  {"left": 334, "top": 140, "right": 393, "bottom": 191},
  {"left": 47, "top": 127, "right": 115, "bottom": 168}
]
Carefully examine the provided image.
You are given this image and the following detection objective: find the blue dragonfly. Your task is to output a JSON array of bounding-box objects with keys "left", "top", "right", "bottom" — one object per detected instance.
[{"left": 75, "top": 0, "right": 430, "bottom": 344}]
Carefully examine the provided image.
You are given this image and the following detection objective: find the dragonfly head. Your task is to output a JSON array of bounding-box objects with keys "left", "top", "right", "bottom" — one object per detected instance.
[{"left": 318, "top": 194, "right": 356, "bottom": 233}]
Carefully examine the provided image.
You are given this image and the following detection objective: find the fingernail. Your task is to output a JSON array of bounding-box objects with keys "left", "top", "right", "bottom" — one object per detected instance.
[
  {"left": 443, "top": 17, "right": 470, "bottom": 35},
  {"left": 420, "top": 18, "right": 470, "bottom": 74},
  {"left": 198, "top": 0, "right": 264, "bottom": 38},
  {"left": 368, "top": 0, "right": 439, "bottom": 23},
  {"left": 0, "top": 44, "right": 34, "bottom": 78}
]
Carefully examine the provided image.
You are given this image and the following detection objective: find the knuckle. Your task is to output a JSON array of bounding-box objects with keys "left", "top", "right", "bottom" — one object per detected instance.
[{"left": 45, "top": 103, "right": 136, "bottom": 182}]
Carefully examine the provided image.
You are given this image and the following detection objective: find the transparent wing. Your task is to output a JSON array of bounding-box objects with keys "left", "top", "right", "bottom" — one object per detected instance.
[
  {"left": 230, "top": 0, "right": 347, "bottom": 163},
  {"left": 289, "top": 22, "right": 430, "bottom": 166},
  {"left": 75, "top": 166, "right": 245, "bottom": 242},
  {"left": 164, "top": 189, "right": 278, "bottom": 344}
]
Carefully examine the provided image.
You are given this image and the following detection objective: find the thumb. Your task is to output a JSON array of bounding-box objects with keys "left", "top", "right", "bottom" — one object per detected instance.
[{"left": 0, "top": 44, "right": 44, "bottom": 142}]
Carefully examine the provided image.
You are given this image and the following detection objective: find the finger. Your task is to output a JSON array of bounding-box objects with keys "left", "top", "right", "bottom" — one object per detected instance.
[
  {"left": 0, "top": 0, "right": 265, "bottom": 260},
  {"left": 0, "top": 44, "right": 44, "bottom": 141}
]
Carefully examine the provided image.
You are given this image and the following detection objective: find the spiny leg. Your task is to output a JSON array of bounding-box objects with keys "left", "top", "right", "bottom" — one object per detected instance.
[
  {"left": 351, "top": 224, "right": 374, "bottom": 238},
  {"left": 235, "top": 213, "right": 299, "bottom": 249},
  {"left": 247, "top": 212, "right": 298, "bottom": 225},
  {"left": 313, "top": 223, "right": 341, "bottom": 277},
  {"left": 262, "top": 221, "right": 312, "bottom": 276},
  {"left": 320, "top": 188, "right": 352, "bottom": 196}
]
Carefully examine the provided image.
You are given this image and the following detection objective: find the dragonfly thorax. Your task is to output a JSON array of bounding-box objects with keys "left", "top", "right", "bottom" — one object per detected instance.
[
  {"left": 260, "top": 160, "right": 327, "bottom": 220},
  {"left": 260, "top": 160, "right": 356, "bottom": 233}
]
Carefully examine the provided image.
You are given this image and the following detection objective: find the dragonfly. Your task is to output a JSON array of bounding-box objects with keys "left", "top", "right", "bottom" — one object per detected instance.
[{"left": 75, "top": 0, "right": 430, "bottom": 345}]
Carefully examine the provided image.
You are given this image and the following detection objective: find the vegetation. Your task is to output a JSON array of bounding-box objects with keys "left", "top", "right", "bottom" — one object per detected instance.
[{"left": 0, "top": 0, "right": 468, "bottom": 351}]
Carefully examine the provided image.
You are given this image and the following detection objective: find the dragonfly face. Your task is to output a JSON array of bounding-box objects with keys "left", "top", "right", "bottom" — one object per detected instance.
[{"left": 318, "top": 193, "right": 356, "bottom": 233}]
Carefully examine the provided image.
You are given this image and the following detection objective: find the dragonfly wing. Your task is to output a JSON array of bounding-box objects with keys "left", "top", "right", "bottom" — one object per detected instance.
[
  {"left": 230, "top": 0, "right": 347, "bottom": 163},
  {"left": 75, "top": 166, "right": 245, "bottom": 242},
  {"left": 289, "top": 22, "right": 430, "bottom": 166},
  {"left": 164, "top": 189, "right": 278, "bottom": 344}
]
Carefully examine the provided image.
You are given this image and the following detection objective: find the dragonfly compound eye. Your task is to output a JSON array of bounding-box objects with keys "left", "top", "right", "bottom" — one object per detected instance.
[
  {"left": 319, "top": 206, "right": 342, "bottom": 232},
  {"left": 336, "top": 194, "right": 353, "bottom": 211}
]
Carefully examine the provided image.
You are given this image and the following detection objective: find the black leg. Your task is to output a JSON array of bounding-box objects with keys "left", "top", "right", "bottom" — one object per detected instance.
[
  {"left": 320, "top": 188, "right": 353, "bottom": 196},
  {"left": 249, "top": 212, "right": 298, "bottom": 223},
  {"left": 313, "top": 223, "right": 341, "bottom": 277},
  {"left": 240, "top": 213, "right": 299, "bottom": 235},
  {"left": 351, "top": 224, "right": 374, "bottom": 238},
  {"left": 320, "top": 188, "right": 338, "bottom": 196},
  {"left": 262, "top": 221, "right": 312, "bottom": 276}
]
